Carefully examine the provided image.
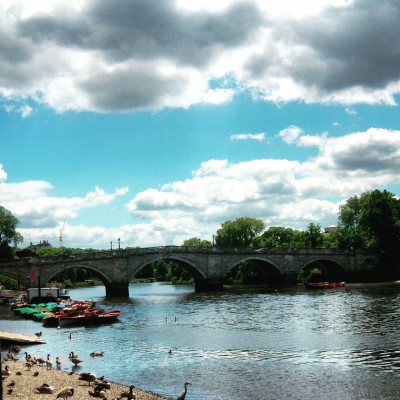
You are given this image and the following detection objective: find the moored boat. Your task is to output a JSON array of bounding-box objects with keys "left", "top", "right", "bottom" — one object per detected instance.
[
  {"left": 42, "top": 308, "right": 120, "bottom": 327},
  {"left": 305, "top": 282, "right": 345, "bottom": 289}
]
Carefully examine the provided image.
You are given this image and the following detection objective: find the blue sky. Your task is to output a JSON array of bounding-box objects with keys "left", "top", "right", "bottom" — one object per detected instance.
[{"left": 1, "top": 0, "right": 400, "bottom": 249}]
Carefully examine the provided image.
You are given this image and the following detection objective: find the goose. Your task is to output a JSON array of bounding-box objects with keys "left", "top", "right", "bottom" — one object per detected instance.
[
  {"left": 36, "top": 356, "right": 46, "bottom": 367},
  {"left": 56, "top": 387, "right": 74, "bottom": 399},
  {"left": 120, "top": 385, "right": 136, "bottom": 400},
  {"left": 35, "top": 383, "right": 54, "bottom": 394},
  {"left": 69, "top": 351, "right": 78, "bottom": 359},
  {"left": 35, "top": 331, "right": 43, "bottom": 338},
  {"left": 25, "top": 361, "right": 34, "bottom": 371},
  {"left": 94, "top": 381, "right": 111, "bottom": 392},
  {"left": 46, "top": 354, "right": 53, "bottom": 370},
  {"left": 79, "top": 372, "right": 97, "bottom": 386},
  {"left": 2, "top": 365, "right": 11, "bottom": 376},
  {"left": 176, "top": 382, "right": 191, "bottom": 400},
  {"left": 69, "top": 352, "right": 82, "bottom": 365},
  {"left": 56, "top": 357, "right": 62, "bottom": 368},
  {"left": 88, "top": 389, "right": 106, "bottom": 398},
  {"left": 7, "top": 347, "right": 17, "bottom": 361},
  {"left": 25, "top": 352, "right": 36, "bottom": 364},
  {"left": 90, "top": 351, "right": 104, "bottom": 357}
]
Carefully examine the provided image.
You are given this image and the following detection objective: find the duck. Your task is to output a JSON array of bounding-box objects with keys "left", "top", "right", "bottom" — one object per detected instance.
[
  {"left": 56, "top": 387, "right": 74, "bottom": 399},
  {"left": 35, "top": 383, "right": 54, "bottom": 394},
  {"left": 120, "top": 385, "right": 136, "bottom": 399},
  {"left": 90, "top": 351, "right": 104, "bottom": 357},
  {"left": 79, "top": 372, "right": 97, "bottom": 386}
]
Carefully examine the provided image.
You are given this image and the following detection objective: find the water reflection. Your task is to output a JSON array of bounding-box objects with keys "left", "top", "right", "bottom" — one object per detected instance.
[{"left": 3, "top": 282, "right": 400, "bottom": 400}]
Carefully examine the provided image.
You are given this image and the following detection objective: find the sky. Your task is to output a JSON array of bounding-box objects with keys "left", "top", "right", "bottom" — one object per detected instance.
[{"left": 1, "top": 0, "right": 400, "bottom": 250}]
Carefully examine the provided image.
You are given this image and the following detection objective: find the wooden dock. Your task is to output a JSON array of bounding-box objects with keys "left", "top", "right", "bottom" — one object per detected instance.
[{"left": 0, "top": 331, "right": 46, "bottom": 345}]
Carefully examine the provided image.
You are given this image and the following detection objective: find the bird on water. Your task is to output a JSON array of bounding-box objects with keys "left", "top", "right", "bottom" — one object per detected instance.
[{"left": 176, "top": 382, "right": 191, "bottom": 400}]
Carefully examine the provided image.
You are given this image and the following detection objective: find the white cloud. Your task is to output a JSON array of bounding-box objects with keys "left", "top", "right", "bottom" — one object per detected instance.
[
  {"left": 4, "top": 126, "right": 400, "bottom": 249},
  {"left": 230, "top": 132, "right": 265, "bottom": 141},
  {"left": 0, "top": 0, "right": 400, "bottom": 113}
]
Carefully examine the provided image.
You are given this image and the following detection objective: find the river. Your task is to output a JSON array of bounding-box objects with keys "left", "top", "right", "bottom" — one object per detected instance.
[{"left": 2, "top": 282, "right": 400, "bottom": 400}]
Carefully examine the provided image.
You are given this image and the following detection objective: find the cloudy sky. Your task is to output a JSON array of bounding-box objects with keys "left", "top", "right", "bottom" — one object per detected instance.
[{"left": 1, "top": 0, "right": 400, "bottom": 249}]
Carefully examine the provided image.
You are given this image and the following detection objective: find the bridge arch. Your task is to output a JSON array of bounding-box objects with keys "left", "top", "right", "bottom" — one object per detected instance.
[
  {"left": 132, "top": 255, "right": 207, "bottom": 282},
  {"left": 301, "top": 258, "right": 347, "bottom": 282},
  {"left": 225, "top": 256, "right": 285, "bottom": 286}
]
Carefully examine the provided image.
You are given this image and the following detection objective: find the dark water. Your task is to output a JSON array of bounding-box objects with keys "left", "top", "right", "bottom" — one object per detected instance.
[{"left": 2, "top": 282, "right": 400, "bottom": 400}]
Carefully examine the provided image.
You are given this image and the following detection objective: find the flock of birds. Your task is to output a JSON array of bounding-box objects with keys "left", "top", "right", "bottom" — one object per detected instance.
[{"left": 1, "top": 337, "right": 192, "bottom": 400}]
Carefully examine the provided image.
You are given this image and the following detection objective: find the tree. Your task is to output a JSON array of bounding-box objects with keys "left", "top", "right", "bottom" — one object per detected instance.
[
  {"left": 254, "top": 226, "right": 305, "bottom": 248},
  {"left": 0, "top": 206, "right": 23, "bottom": 259},
  {"left": 304, "top": 223, "right": 323, "bottom": 248},
  {"left": 338, "top": 189, "right": 400, "bottom": 252},
  {"left": 182, "top": 237, "right": 212, "bottom": 248},
  {"left": 215, "top": 217, "right": 265, "bottom": 248}
]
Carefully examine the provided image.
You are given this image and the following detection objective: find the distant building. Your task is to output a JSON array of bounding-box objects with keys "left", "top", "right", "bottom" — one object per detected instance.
[
  {"left": 324, "top": 225, "right": 337, "bottom": 234},
  {"left": 30, "top": 240, "right": 52, "bottom": 248}
]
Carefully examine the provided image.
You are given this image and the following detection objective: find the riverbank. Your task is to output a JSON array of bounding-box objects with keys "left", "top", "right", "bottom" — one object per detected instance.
[{"left": 1, "top": 358, "right": 171, "bottom": 399}]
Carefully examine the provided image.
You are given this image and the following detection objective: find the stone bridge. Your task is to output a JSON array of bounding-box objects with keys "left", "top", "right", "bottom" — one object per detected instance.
[{"left": 0, "top": 247, "right": 379, "bottom": 297}]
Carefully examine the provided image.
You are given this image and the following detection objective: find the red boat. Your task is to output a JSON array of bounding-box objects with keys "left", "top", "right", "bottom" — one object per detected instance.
[{"left": 305, "top": 282, "right": 345, "bottom": 289}]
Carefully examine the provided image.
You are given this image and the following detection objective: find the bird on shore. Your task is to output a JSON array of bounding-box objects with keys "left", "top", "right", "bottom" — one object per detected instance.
[
  {"left": 7, "top": 347, "right": 18, "bottom": 361},
  {"left": 56, "top": 356, "right": 62, "bottom": 368},
  {"left": 2, "top": 365, "right": 11, "bottom": 376},
  {"left": 35, "top": 383, "right": 54, "bottom": 394},
  {"left": 176, "top": 382, "right": 191, "bottom": 400},
  {"left": 79, "top": 372, "right": 97, "bottom": 386},
  {"left": 88, "top": 389, "right": 106, "bottom": 398},
  {"left": 7, "top": 380, "right": 16, "bottom": 388},
  {"left": 94, "top": 380, "right": 111, "bottom": 392},
  {"left": 36, "top": 356, "right": 46, "bottom": 367},
  {"left": 56, "top": 387, "right": 74, "bottom": 399},
  {"left": 33, "top": 371, "right": 40, "bottom": 377},
  {"left": 25, "top": 352, "right": 36, "bottom": 364},
  {"left": 120, "top": 385, "right": 136, "bottom": 400},
  {"left": 90, "top": 351, "right": 104, "bottom": 357},
  {"left": 46, "top": 354, "right": 53, "bottom": 370}
]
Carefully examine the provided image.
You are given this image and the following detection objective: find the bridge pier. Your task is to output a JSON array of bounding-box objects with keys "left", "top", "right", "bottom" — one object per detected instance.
[
  {"left": 195, "top": 279, "right": 224, "bottom": 292},
  {"left": 105, "top": 281, "right": 129, "bottom": 297}
]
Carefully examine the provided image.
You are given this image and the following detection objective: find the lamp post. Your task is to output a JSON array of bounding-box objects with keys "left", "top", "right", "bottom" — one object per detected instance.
[
  {"left": 110, "top": 241, "right": 113, "bottom": 251},
  {"left": 212, "top": 235, "right": 215, "bottom": 246},
  {"left": 118, "top": 238, "right": 120, "bottom": 250}
]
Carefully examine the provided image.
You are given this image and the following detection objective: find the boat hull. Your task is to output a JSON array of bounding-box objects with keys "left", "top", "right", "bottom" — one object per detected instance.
[{"left": 305, "top": 282, "right": 345, "bottom": 289}]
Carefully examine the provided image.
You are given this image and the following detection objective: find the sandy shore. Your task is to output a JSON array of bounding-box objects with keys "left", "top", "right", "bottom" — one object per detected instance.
[{"left": 1, "top": 357, "right": 171, "bottom": 399}]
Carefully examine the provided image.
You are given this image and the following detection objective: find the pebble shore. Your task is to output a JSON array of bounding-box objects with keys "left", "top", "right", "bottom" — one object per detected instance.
[{"left": 1, "top": 358, "right": 172, "bottom": 399}]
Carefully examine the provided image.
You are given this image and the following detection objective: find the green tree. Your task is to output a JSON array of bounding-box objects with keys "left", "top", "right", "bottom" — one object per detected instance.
[
  {"left": 304, "top": 223, "right": 323, "bottom": 248},
  {"left": 215, "top": 217, "right": 265, "bottom": 248},
  {"left": 0, "top": 206, "right": 23, "bottom": 259},
  {"left": 338, "top": 189, "right": 400, "bottom": 252},
  {"left": 254, "top": 226, "right": 305, "bottom": 248},
  {"left": 182, "top": 237, "right": 212, "bottom": 248}
]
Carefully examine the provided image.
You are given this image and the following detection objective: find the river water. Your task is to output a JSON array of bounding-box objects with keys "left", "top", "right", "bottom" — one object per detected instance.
[{"left": 2, "top": 282, "right": 400, "bottom": 400}]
